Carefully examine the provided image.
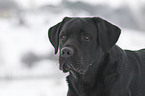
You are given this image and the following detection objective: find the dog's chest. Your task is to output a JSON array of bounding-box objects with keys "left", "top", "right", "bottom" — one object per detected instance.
[{"left": 72, "top": 79, "right": 95, "bottom": 96}]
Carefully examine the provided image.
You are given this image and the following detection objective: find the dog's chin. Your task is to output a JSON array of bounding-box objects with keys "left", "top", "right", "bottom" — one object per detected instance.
[{"left": 62, "top": 67, "right": 71, "bottom": 73}]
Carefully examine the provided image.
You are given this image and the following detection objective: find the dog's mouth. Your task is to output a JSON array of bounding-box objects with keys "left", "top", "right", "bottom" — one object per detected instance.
[
  {"left": 59, "top": 63, "right": 72, "bottom": 73},
  {"left": 59, "top": 62, "right": 92, "bottom": 74},
  {"left": 59, "top": 53, "right": 92, "bottom": 74}
]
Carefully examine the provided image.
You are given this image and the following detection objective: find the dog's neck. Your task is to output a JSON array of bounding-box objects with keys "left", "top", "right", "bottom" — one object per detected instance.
[
  {"left": 67, "top": 52, "right": 110, "bottom": 95},
  {"left": 67, "top": 46, "right": 124, "bottom": 95},
  {"left": 69, "top": 46, "right": 123, "bottom": 81},
  {"left": 79, "top": 53, "right": 109, "bottom": 83}
]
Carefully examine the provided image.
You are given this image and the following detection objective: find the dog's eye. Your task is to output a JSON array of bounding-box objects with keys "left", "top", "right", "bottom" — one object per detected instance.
[
  {"left": 81, "top": 35, "right": 90, "bottom": 41},
  {"left": 84, "top": 36, "right": 89, "bottom": 40},
  {"left": 60, "top": 35, "right": 67, "bottom": 40}
]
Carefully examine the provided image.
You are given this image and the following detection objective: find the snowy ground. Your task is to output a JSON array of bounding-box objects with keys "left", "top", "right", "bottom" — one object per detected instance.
[
  {"left": 0, "top": 11, "right": 72, "bottom": 96},
  {"left": 0, "top": 78, "right": 67, "bottom": 96},
  {"left": 0, "top": 11, "right": 145, "bottom": 96}
]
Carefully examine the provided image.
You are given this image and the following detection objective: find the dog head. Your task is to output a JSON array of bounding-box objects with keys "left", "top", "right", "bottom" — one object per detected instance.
[{"left": 48, "top": 17, "right": 121, "bottom": 74}]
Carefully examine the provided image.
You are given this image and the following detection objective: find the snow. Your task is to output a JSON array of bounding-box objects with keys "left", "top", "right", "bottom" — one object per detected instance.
[
  {"left": 14, "top": 0, "right": 145, "bottom": 9},
  {"left": 0, "top": 12, "right": 69, "bottom": 96},
  {"left": 0, "top": 79, "right": 67, "bottom": 96},
  {"left": 0, "top": 8, "right": 145, "bottom": 96},
  {"left": 117, "top": 29, "right": 145, "bottom": 50},
  {"left": 14, "top": 0, "right": 61, "bottom": 9}
]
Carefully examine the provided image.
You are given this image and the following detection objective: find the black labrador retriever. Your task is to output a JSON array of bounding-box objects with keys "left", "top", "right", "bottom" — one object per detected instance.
[{"left": 48, "top": 17, "right": 145, "bottom": 96}]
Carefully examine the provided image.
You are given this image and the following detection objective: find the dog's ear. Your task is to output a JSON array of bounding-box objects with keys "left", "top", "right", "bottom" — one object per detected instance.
[
  {"left": 92, "top": 17, "right": 121, "bottom": 53},
  {"left": 48, "top": 22, "right": 61, "bottom": 54},
  {"left": 48, "top": 17, "right": 71, "bottom": 54}
]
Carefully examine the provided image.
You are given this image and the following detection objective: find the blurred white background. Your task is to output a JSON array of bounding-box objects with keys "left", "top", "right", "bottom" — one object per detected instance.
[{"left": 0, "top": 0, "right": 145, "bottom": 96}]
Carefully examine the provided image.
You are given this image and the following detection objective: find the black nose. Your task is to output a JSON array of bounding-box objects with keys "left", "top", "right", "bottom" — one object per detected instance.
[{"left": 61, "top": 47, "right": 74, "bottom": 58}]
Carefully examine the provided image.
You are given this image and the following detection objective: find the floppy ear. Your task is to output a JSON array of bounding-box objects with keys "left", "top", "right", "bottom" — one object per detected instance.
[
  {"left": 48, "top": 17, "right": 71, "bottom": 54},
  {"left": 92, "top": 17, "right": 121, "bottom": 53},
  {"left": 48, "top": 22, "right": 61, "bottom": 54}
]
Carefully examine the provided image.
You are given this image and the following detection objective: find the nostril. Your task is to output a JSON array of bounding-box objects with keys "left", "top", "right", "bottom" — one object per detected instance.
[
  {"left": 62, "top": 51, "right": 65, "bottom": 55},
  {"left": 67, "top": 51, "right": 70, "bottom": 55},
  {"left": 61, "top": 51, "right": 66, "bottom": 57}
]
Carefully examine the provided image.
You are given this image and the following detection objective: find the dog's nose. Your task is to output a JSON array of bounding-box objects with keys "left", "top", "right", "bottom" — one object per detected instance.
[{"left": 61, "top": 47, "right": 74, "bottom": 58}]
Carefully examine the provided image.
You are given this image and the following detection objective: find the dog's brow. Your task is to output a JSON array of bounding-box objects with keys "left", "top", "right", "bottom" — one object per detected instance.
[
  {"left": 60, "top": 30, "right": 72, "bottom": 37},
  {"left": 80, "top": 29, "right": 88, "bottom": 35},
  {"left": 80, "top": 28, "right": 93, "bottom": 36},
  {"left": 60, "top": 31, "right": 66, "bottom": 35}
]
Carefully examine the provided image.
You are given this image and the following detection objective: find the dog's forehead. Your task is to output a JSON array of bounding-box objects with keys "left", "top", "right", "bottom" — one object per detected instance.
[{"left": 61, "top": 18, "right": 97, "bottom": 34}]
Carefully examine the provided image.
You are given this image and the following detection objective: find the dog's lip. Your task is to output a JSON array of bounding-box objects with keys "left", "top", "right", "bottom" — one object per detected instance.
[
  {"left": 60, "top": 63, "right": 92, "bottom": 74},
  {"left": 68, "top": 64, "right": 86, "bottom": 74},
  {"left": 60, "top": 63, "right": 78, "bottom": 73},
  {"left": 59, "top": 63, "right": 72, "bottom": 72},
  {"left": 64, "top": 66, "right": 72, "bottom": 71}
]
